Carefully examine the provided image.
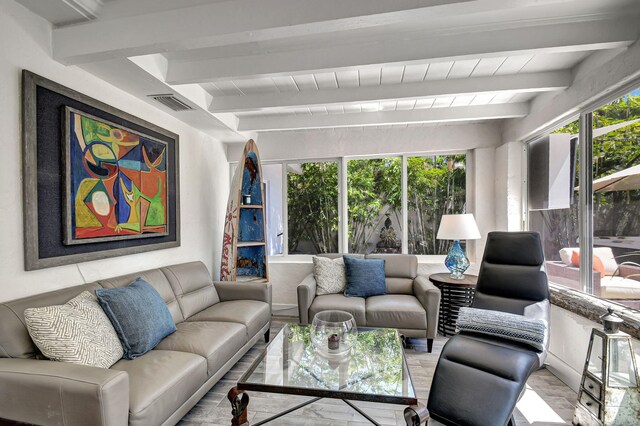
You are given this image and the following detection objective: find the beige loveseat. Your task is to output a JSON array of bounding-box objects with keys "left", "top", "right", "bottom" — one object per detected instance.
[
  {"left": 0, "top": 261, "right": 271, "bottom": 426},
  {"left": 297, "top": 254, "right": 440, "bottom": 352}
]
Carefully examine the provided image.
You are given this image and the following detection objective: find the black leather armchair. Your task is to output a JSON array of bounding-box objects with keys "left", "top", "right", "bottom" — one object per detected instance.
[{"left": 427, "top": 232, "right": 550, "bottom": 426}]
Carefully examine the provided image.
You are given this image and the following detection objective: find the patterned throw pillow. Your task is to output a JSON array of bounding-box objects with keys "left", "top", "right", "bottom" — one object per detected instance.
[
  {"left": 24, "top": 291, "right": 124, "bottom": 368},
  {"left": 313, "top": 256, "right": 347, "bottom": 295},
  {"left": 456, "top": 307, "right": 547, "bottom": 351}
]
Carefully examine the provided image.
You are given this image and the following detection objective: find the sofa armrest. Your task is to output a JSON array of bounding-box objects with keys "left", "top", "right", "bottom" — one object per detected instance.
[
  {"left": 0, "top": 358, "right": 129, "bottom": 426},
  {"left": 413, "top": 275, "right": 441, "bottom": 340},
  {"left": 545, "top": 261, "right": 602, "bottom": 296},
  {"left": 213, "top": 281, "right": 272, "bottom": 305},
  {"left": 297, "top": 273, "right": 317, "bottom": 325},
  {"left": 618, "top": 262, "right": 640, "bottom": 281}
]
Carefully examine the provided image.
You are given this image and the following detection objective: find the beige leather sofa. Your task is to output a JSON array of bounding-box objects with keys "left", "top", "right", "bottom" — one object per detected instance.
[
  {"left": 297, "top": 254, "right": 440, "bottom": 352},
  {"left": 0, "top": 261, "right": 271, "bottom": 426}
]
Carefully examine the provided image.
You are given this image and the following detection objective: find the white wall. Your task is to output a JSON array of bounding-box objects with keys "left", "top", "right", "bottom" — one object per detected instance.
[
  {"left": 494, "top": 141, "right": 524, "bottom": 231},
  {"left": 547, "top": 305, "right": 640, "bottom": 392},
  {"left": 0, "top": 0, "right": 228, "bottom": 302}
]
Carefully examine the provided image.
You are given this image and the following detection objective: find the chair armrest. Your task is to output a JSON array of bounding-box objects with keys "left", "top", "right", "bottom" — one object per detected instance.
[
  {"left": 414, "top": 275, "right": 441, "bottom": 340},
  {"left": 0, "top": 358, "right": 129, "bottom": 426},
  {"left": 297, "top": 273, "right": 317, "bottom": 325},
  {"left": 213, "top": 281, "right": 272, "bottom": 305}
]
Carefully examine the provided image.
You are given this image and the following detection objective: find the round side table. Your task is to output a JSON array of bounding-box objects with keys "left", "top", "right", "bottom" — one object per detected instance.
[{"left": 428, "top": 273, "right": 478, "bottom": 337}]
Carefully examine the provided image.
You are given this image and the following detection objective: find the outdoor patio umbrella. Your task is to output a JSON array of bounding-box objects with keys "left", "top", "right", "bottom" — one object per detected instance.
[{"left": 592, "top": 164, "right": 640, "bottom": 193}]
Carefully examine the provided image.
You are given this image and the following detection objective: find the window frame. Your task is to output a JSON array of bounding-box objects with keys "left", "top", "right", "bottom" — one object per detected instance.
[
  {"left": 231, "top": 150, "right": 469, "bottom": 260},
  {"left": 523, "top": 78, "right": 640, "bottom": 308}
]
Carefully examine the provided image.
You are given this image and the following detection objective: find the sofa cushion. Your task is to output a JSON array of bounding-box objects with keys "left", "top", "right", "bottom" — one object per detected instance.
[
  {"left": 161, "top": 261, "right": 220, "bottom": 318},
  {"left": 313, "top": 256, "right": 347, "bottom": 295},
  {"left": 24, "top": 291, "right": 123, "bottom": 368},
  {"left": 344, "top": 257, "right": 386, "bottom": 298},
  {"left": 96, "top": 278, "right": 176, "bottom": 360},
  {"left": 309, "top": 294, "right": 366, "bottom": 325},
  {"left": 99, "top": 268, "right": 184, "bottom": 324},
  {"left": 365, "top": 295, "right": 427, "bottom": 330},
  {"left": 154, "top": 321, "right": 246, "bottom": 375},
  {"left": 111, "top": 350, "right": 207, "bottom": 426},
  {"left": 601, "top": 276, "right": 640, "bottom": 299},
  {"left": 187, "top": 300, "right": 270, "bottom": 338},
  {"left": 366, "top": 254, "right": 417, "bottom": 278},
  {"left": 385, "top": 277, "right": 414, "bottom": 295}
]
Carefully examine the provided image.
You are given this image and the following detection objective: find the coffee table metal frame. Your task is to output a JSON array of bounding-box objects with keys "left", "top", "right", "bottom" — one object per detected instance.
[{"left": 227, "top": 324, "right": 428, "bottom": 426}]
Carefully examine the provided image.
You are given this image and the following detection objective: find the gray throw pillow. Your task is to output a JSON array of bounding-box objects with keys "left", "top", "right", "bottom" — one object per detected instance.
[
  {"left": 313, "top": 256, "right": 347, "bottom": 295},
  {"left": 24, "top": 291, "right": 124, "bottom": 368},
  {"left": 456, "top": 307, "right": 547, "bottom": 351}
]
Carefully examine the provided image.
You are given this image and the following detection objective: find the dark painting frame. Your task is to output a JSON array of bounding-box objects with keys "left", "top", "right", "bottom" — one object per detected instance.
[{"left": 23, "top": 70, "right": 180, "bottom": 270}]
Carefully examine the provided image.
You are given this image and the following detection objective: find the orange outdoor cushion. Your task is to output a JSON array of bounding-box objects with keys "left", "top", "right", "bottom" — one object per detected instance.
[{"left": 571, "top": 250, "right": 606, "bottom": 276}]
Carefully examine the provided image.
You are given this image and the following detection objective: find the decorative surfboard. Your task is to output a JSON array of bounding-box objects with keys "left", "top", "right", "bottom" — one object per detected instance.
[{"left": 220, "top": 139, "right": 269, "bottom": 282}]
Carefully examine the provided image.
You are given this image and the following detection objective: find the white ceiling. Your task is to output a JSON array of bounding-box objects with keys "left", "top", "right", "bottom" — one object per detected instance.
[{"left": 15, "top": 0, "right": 640, "bottom": 141}]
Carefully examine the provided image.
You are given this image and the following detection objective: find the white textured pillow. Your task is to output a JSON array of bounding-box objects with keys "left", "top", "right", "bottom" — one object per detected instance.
[
  {"left": 24, "top": 291, "right": 124, "bottom": 368},
  {"left": 313, "top": 256, "right": 347, "bottom": 295}
]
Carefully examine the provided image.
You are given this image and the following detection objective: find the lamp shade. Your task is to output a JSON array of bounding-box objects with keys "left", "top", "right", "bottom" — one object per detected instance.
[{"left": 436, "top": 214, "right": 481, "bottom": 240}]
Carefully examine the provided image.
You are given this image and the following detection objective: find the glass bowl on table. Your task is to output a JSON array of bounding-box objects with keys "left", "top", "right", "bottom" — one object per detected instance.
[{"left": 310, "top": 310, "right": 358, "bottom": 359}]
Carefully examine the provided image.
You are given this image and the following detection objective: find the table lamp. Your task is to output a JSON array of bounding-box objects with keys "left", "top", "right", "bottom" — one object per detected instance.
[{"left": 436, "top": 214, "right": 481, "bottom": 279}]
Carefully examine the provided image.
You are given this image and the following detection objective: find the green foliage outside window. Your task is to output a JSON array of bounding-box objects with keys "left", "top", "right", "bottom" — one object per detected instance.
[
  {"left": 408, "top": 155, "right": 466, "bottom": 255},
  {"left": 347, "top": 158, "right": 402, "bottom": 253},
  {"left": 287, "top": 155, "right": 466, "bottom": 255},
  {"left": 287, "top": 162, "right": 339, "bottom": 254}
]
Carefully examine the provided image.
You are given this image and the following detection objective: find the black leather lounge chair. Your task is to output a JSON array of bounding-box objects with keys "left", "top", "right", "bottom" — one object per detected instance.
[{"left": 426, "top": 231, "right": 550, "bottom": 426}]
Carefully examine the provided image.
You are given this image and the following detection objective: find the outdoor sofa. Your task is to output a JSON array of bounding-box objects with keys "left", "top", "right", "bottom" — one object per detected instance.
[
  {"left": 546, "top": 246, "right": 640, "bottom": 308},
  {"left": 0, "top": 261, "right": 271, "bottom": 426}
]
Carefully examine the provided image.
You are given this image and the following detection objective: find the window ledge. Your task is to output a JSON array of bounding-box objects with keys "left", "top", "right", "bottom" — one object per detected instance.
[{"left": 550, "top": 283, "right": 640, "bottom": 340}]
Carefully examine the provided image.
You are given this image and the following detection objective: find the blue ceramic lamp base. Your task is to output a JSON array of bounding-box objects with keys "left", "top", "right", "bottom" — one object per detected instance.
[{"left": 444, "top": 240, "right": 470, "bottom": 280}]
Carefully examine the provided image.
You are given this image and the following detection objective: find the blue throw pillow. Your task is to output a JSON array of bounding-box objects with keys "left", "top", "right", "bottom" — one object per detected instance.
[
  {"left": 343, "top": 256, "right": 386, "bottom": 298},
  {"left": 96, "top": 278, "right": 176, "bottom": 359}
]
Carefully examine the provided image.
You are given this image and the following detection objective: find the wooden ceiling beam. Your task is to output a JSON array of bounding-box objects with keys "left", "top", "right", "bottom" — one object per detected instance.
[
  {"left": 210, "top": 71, "right": 571, "bottom": 113},
  {"left": 237, "top": 102, "right": 529, "bottom": 131}
]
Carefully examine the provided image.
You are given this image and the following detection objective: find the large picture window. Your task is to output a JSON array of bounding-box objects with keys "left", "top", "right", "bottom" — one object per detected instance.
[
  {"left": 241, "top": 152, "right": 467, "bottom": 258},
  {"left": 528, "top": 88, "right": 640, "bottom": 311}
]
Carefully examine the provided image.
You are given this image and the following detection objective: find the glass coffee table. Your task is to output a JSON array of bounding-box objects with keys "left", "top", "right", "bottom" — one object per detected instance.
[{"left": 227, "top": 324, "right": 428, "bottom": 425}]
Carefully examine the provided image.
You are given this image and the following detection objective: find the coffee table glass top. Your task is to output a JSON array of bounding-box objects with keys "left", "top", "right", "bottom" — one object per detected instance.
[{"left": 238, "top": 324, "right": 417, "bottom": 405}]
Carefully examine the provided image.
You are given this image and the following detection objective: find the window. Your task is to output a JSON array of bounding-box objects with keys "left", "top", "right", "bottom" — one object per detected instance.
[
  {"left": 238, "top": 152, "right": 467, "bottom": 257},
  {"left": 407, "top": 155, "right": 466, "bottom": 255},
  {"left": 287, "top": 161, "right": 339, "bottom": 254},
  {"left": 347, "top": 157, "right": 401, "bottom": 254},
  {"left": 527, "top": 88, "right": 640, "bottom": 311}
]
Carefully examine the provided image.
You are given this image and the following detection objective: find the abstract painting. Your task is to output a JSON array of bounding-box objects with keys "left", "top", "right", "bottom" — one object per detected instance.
[{"left": 64, "top": 107, "right": 169, "bottom": 244}]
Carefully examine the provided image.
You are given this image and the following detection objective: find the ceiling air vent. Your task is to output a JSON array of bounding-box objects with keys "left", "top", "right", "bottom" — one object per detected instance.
[{"left": 149, "top": 94, "right": 194, "bottom": 111}]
